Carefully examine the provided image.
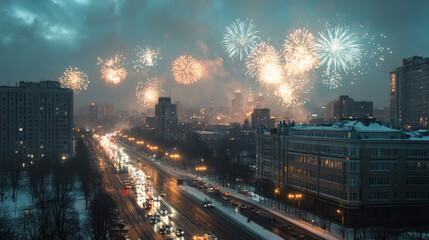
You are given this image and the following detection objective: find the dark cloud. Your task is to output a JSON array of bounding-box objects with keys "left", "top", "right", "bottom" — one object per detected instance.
[{"left": 1, "top": 0, "right": 429, "bottom": 116}]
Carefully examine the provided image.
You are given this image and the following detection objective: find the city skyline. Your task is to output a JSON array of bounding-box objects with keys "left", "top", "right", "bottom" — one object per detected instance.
[{"left": 1, "top": 0, "right": 429, "bottom": 114}]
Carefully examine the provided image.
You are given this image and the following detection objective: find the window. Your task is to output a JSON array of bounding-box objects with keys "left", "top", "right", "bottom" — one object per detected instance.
[
  {"left": 369, "top": 192, "right": 389, "bottom": 200},
  {"left": 407, "top": 162, "right": 429, "bottom": 171},
  {"left": 370, "top": 162, "right": 390, "bottom": 171},
  {"left": 406, "top": 192, "right": 428, "bottom": 200},
  {"left": 406, "top": 176, "right": 429, "bottom": 185},
  {"left": 350, "top": 177, "right": 357, "bottom": 186},
  {"left": 369, "top": 176, "right": 390, "bottom": 186},
  {"left": 350, "top": 193, "right": 357, "bottom": 201}
]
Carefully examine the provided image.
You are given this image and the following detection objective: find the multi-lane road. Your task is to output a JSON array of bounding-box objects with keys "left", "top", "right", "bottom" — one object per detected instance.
[
  {"left": 92, "top": 134, "right": 327, "bottom": 240},
  {"left": 92, "top": 136, "right": 265, "bottom": 240}
]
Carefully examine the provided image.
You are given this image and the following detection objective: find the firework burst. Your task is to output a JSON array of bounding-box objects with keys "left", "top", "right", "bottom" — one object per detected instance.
[
  {"left": 322, "top": 69, "right": 342, "bottom": 89},
  {"left": 136, "top": 78, "right": 164, "bottom": 107},
  {"left": 283, "top": 28, "right": 318, "bottom": 73},
  {"left": 222, "top": 18, "right": 260, "bottom": 61},
  {"left": 316, "top": 26, "right": 361, "bottom": 73},
  {"left": 275, "top": 76, "right": 310, "bottom": 108},
  {"left": 59, "top": 66, "right": 89, "bottom": 93},
  {"left": 97, "top": 55, "right": 127, "bottom": 84},
  {"left": 171, "top": 55, "right": 203, "bottom": 85},
  {"left": 133, "top": 45, "right": 161, "bottom": 71},
  {"left": 246, "top": 41, "right": 283, "bottom": 85}
]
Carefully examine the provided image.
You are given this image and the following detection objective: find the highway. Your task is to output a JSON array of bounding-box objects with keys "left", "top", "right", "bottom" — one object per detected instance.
[{"left": 119, "top": 140, "right": 263, "bottom": 240}]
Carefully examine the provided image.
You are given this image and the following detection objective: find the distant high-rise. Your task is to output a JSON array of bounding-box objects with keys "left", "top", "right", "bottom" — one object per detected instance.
[
  {"left": 255, "top": 93, "right": 264, "bottom": 109},
  {"left": 390, "top": 56, "right": 429, "bottom": 129},
  {"left": 247, "top": 86, "right": 255, "bottom": 113},
  {"left": 88, "top": 102, "right": 98, "bottom": 123},
  {"left": 101, "top": 104, "right": 113, "bottom": 120},
  {"left": 232, "top": 90, "right": 243, "bottom": 115},
  {"left": 333, "top": 95, "right": 373, "bottom": 121},
  {"left": 0, "top": 81, "right": 73, "bottom": 160},
  {"left": 155, "top": 97, "right": 178, "bottom": 140},
  {"left": 251, "top": 108, "right": 274, "bottom": 129}
]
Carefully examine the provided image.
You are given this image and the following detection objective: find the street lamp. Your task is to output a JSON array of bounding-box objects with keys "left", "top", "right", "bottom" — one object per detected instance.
[
  {"left": 274, "top": 188, "right": 280, "bottom": 210},
  {"left": 195, "top": 166, "right": 207, "bottom": 179},
  {"left": 288, "top": 193, "right": 302, "bottom": 217},
  {"left": 337, "top": 209, "right": 345, "bottom": 237}
]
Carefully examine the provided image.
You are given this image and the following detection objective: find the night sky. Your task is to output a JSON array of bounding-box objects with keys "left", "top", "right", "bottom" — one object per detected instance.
[{"left": 1, "top": 0, "right": 428, "bottom": 116}]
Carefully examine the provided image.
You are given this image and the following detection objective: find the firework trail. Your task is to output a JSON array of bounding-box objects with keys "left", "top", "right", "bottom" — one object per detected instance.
[
  {"left": 133, "top": 45, "right": 161, "bottom": 72},
  {"left": 97, "top": 54, "right": 127, "bottom": 84},
  {"left": 171, "top": 55, "right": 203, "bottom": 85},
  {"left": 136, "top": 78, "right": 164, "bottom": 107},
  {"left": 283, "top": 28, "right": 318, "bottom": 74},
  {"left": 316, "top": 26, "right": 361, "bottom": 73},
  {"left": 222, "top": 18, "right": 260, "bottom": 61},
  {"left": 245, "top": 41, "right": 283, "bottom": 85},
  {"left": 59, "top": 66, "right": 89, "bottom": 93}
]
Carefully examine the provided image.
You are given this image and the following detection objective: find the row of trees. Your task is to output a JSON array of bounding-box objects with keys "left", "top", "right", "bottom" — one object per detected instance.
[{"left": 0, "top": 137, "right": 121, "bottom": 240}]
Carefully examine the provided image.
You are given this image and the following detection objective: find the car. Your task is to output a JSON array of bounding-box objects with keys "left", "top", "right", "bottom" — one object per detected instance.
[
  {"left": 160, "top": 191, "right": 166, "bottom": 197},
  {"left": 155, "top": 214, "right": 161, "bottom": 222},
  {"left": 149, "top": 217, "right": 157, "bottom": 224},
  {"left": 281, "top": 225, "right": 293, "bottom": 231},
  {"left": 162, "top": 225, "right": 172, "bottom": 230},
  {"left": 240, "top": 204, "right": 247, "bottom": 210},
  {"left": 159, "top": 228, "right": 170, "bottom": 235},
  {"left": 146, "top": 214, "right": 153, "bottom": 220},
  {"left": 175, "top": 228, "right": 185, "bottom": 237},
  {"left": 298, "top": 233, "right": 306, "bottom": 239},
  {"left": 160, "top": 209, "right": 167, "bottom": 215},
  {"left": 248, "top": 205, "right": 255, "bottom": 210},
  {"left": 222, "top": 196, "right": 229, "bottom": 201},
  {"left": 224, "top": 192, "right": 230, "bottom": 196},
  {"left": 230, "top": 200, "right": 238, "bottom": 206},
  {"left": 254, "top": 210, "right": 261, "bottom": 215},
  {"left": 203, "top": 200, "right": 214, "bottom": 208}
]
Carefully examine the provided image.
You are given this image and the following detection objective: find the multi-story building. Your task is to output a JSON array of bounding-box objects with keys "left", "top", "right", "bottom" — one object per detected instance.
[
  {"left": 333, "top": 95, "right": 373, "bottom": 121},
  {"left": 0, "top": 81, "right": 73, "bottom": 161},
  {"left": 232, "top": 90, "right": 243, "bottom": 123},
  {"left": 256, "top": 120, "right": 429, "bottom": 227},
  {"left": 390, "top": 56, "right": 429, "bottom": 129},
  {"left": 251, "top": 108, "right": 274, "bottom": 129},
  {"left": 88, "top": 102, "right": 98, "bottom": 124},
  {"left": 155, "top": 97, "right": 179, "bottom": 140},
  {"left": 101, "top": 104, "right": 113, "bottom": 121}
]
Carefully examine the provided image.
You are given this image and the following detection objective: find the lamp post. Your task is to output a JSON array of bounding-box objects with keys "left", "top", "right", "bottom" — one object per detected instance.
[
  {"left": 274, "top": 188, "right": 280, "bottom": 210},
  {"left": 337, "top": 209, "right": 345, "bottom": 238},
  {"left": 288, "top": 193, "right": 302, "bottom": 218},
  {"left": 195, "top": 166, "right": 207, "bottom": 179}
]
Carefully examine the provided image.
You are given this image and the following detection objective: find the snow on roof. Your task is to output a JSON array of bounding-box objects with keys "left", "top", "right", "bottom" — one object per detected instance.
[{"left": 292, "top": 120, "right": 400, "bottom": 132}]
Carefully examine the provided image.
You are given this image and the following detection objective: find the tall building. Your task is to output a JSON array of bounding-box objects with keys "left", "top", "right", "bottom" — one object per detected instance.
[
  {"left": 88, "top": 102, "right": 98, "bottom": 124},
  {"left": 251, "top": 108, "right": 274, "bottom": 129},
  {"left": 256, "top": 120, "right": 429, "bottom": 227},
  {"left": 101, "top": 104, "right": 113, "bottom": 121},
  {"left": 323, "top": 100, "right": 335, "bottom": 123},
  {"left": 155, "top": 97, "right": 179, "bottom": 140},
  {"left": 247, "top": 86, "right": 255, "bottom": 113},
  {"left": 0, "top": 81, "right": 73, "bottom": 161},
  {"left": 255, "top": 93, "right": 264, "bottom": 109},
  {"left": 232, "top": 90, "right": 243, "bottom": 115},
  {"left": 333, "top": 95, "right": 373, "bottom": 121},
  {"left": 390, "top": 56, "right": 429, "bottom": 129}
]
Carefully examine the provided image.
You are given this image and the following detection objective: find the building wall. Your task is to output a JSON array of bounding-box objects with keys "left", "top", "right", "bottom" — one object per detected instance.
[
  {"left": 256, "top": 122, "right": 429, "bottom": 226},
  {"left": 390, "top": 56, "right": 429, "bottom": 129},
  {"left": 0, "top": 81, "right": 73, "bottom": 161}
]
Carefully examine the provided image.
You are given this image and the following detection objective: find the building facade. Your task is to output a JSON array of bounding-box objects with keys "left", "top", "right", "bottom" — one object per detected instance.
[
  {"left": 390, "top": 56, "right": 429, "bottom": 129},
  {"left": 256, "top": 120, "right": 429, "bottom": 227},
  {"left": 155, "top": 97, "right": 179, "bottom": 140},
  {"left": 0, "top": 81, "right": 73, "bottom": 161},
  {"left": 333, "top": 95, "right": 373, "bottom": 121},
  {"left": 251, "top": 108, "right": 274, "bottom": 129}
]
